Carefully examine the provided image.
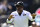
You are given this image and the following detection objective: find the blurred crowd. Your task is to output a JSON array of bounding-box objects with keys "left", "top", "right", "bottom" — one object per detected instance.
[
  {"left": 0, "top": 0, "right": 40, "bottom": 27},
  {"left": 0, "top": 0, "right": 16, "bottom": 15}
]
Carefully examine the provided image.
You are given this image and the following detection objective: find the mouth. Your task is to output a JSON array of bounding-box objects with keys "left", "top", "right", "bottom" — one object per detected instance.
[{"left": 17, "top": 10, "right": 21, "bottom": 12}]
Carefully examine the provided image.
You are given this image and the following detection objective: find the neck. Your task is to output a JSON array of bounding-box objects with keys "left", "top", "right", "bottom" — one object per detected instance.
[{"left": 18, "top": 11, "right": 23, "bottom": 16}]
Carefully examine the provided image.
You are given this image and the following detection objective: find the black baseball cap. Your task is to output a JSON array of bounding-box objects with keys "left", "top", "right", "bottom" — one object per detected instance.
[{"left": 15, "top": 1, "right": 24, "bottom": 7}]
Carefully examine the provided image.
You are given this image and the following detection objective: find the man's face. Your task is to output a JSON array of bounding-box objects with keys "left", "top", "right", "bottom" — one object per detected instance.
[{"left": 16, "top": 6, "right": 23, "bottom": 13}]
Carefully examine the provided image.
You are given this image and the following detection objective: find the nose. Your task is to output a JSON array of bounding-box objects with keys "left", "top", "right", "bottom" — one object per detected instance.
[{"left": 19, "top": 8, "right": 21, "bottom": 9}]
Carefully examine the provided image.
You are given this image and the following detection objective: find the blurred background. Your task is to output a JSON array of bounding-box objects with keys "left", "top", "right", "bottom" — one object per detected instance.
[{"left": 0, "top": 0, "right": 40, "bottom": 27}]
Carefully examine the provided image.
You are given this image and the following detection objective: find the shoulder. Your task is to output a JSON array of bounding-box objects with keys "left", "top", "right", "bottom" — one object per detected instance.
[
  {"left": 10, "top": 11, "right": 17, "bottom": 15},
  {"left": 23, "top": 10, "right": 31, "bottom": 14}
]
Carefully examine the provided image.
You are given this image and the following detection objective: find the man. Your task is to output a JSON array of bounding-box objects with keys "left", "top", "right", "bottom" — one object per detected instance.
[{"left": 7, "top": 1, "right": 34, "bottom": 27}]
